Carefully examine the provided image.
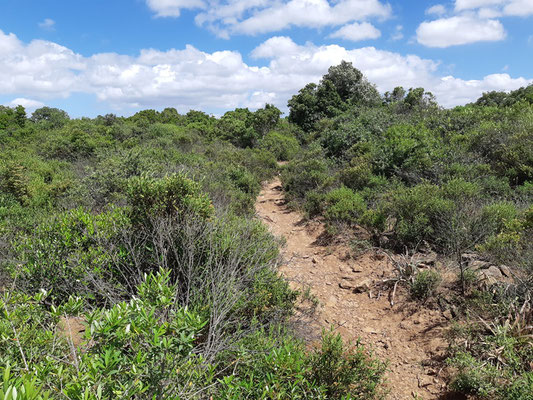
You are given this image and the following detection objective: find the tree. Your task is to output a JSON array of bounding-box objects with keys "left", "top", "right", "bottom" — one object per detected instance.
[
  {"left": 288, "top": 83, "right": 321, "bottom": 132},
  {"left": 216, "top": 108, "right": 257, "bottom": 148},
  {"left": 404, "top": 88, "right": 437, "bottom": 110},
  {"left": 160, "top": 107, "right": 181, "bottom": 124},
  {"left": 31, "top": 107, "right": 70, "bottom": 129},
  {"left": 384, "top": 86, "right": 406, "bottom": 104},
  {"left": 288, "top": 61, "right": 381, "bottom": 132},
  {"left": 253, "top": 104, "right": 282, "bottom": 137},
  {"left": 322, "top": 61, "right": 364, "bottom": 103},
  {"left": 475, "top": 90, "right": 508, "bottom": 107},
  {"left": 14, "top": 105, "right": 26, "bottom": 128}
]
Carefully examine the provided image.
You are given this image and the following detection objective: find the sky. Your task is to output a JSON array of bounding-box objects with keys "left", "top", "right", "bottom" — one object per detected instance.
[{"left": 0, "top": 0, "right": 532, "bottom": 117}]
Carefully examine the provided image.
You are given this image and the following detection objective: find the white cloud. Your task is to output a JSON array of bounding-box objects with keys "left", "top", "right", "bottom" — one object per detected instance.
[
  {"left": 38, "top": 18, "right": 55, "bottom": 30},
  {"left": 146, "top": 0, "right": 205, "bottom": 17},
  {"left": 416, "top": 16, "right": 505, "bottom": 47},
  {"left": 455, "top": 0, "right": 533, "bottom": 16},
  {"left": 435, "top": 74, "right": 531, "bottom": 106},
  {"left": 455, "top": 0, "right": 504, "bottom": 11},
  {"left": 328, "top": 22, "right": 381, "bottom": 41},
  {"left": 151, "top": 0, "right": 393, "bottom": 37},
  {"left": 426, "top": 4, "right": 447, "bottom": 15},
  {"left": 391, "top": 24, "right": 403, "bottom": 41},
  {"left": 0, "top": 30, "right": 84, "bottom": 97},
  {"left": 7, "top": 98, "right": 45, "bottom": 111},
  {"left": 503, "top": 0, "right": 533, "bottom": 16},
  {"left": 0, "top": 29, "right": 531, "bottom": 113}
]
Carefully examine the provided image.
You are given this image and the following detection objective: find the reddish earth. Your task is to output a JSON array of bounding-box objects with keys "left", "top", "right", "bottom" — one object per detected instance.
[{"left": 256, "top": 177, "right": 455, "bottom": 400}]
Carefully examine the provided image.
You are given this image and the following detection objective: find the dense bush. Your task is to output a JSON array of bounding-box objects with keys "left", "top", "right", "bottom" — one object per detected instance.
[
  {"left": 323, "top": 186, "right": 366, "bottom": 225},
  {"left": 259, "top": 131, "right": 300, "bottom": 161}
]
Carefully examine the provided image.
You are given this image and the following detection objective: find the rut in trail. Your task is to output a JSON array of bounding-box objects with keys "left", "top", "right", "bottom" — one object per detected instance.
[{"left": 256, "top": 177, "right": 453, "bottom": 400}]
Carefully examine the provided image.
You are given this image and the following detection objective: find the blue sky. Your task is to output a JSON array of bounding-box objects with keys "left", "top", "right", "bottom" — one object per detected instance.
[{"left": 1, "top": 0, "right": 532, "bottom": 117}]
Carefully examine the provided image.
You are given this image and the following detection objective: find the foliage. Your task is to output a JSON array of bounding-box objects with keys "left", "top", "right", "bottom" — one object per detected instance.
[
  {"left": 259, "top": 131, "right": 300, "bottom": 161},
  {"left": 323, "top": 187, "right": 366, "bottom": 225},
  {"left": 410, "top": 269, "right": 441, "bottom": 301}
]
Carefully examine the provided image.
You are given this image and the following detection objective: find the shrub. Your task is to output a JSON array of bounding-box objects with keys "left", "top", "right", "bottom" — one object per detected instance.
[
  {"left": 309, "top": 330, "right": 387, "bottom": 399},
  {"left": 126, "top": 173, "right": 213, "bottom": 224},
  {"left": 282, "top": 146, "right": 332, "bottom": 203},
  {"left": 304, "top": 190, "right": 325, "bottom": 218},
  {"left": 323, "top": 187, "right": 366, "bottom": 225},
  {"left": 410, "top": 269, "right": 441, "bottom": 301},
  {"left": 259, "top": 131, "right": 300, "bottom": 161},
  {"left": 387, "top": 184, "right": 454, "bottom": 247},
  {"left": 220, "top": 328, "right": 387, "bottom": 400},
  {"left": 15, "top": 207, "right": 131, "bottom": 302},
  {"left": 481, "top": 201, "right": 519, "bottom": 233},
  {"left": 227, "top": 166, "right": 260, "bottom": 196},
  {"left": 339, "top": 162, "right": 374, "bottom": 191}
]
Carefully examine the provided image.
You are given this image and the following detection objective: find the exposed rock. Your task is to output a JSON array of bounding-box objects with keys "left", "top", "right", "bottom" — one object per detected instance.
[
  {"left": 312, "top": 257, "right": 318, "bottom": 264},
  {"left": 339, "top": 279, "right": 354, "bottom": 290},
  {"left": 353, "top": 279, "right": 372, "bottom": 293},
  {"left": 499, "top": 265, "right": 512, "bottom": 277},
  {"left": 461, "top": 252, "right": 479, "bottom": 263},
  {"left": 485, "top": 265, "right": 503, "bottom": 278},
  {"left": 480, "top": 266, "right": 504, "bottom": 285},
  {"left": 414, "top": 251, "right": 438, "bottom": 266},
  {"left": 470, "top": 260, "right": 491, "bottom": 270}
]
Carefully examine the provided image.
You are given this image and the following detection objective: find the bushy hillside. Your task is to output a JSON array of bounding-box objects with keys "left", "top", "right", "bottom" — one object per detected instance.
[
  {"left": 282, "top": 62, "right": 533, "bottom": 399},
  {"left": 0, "top": 101, "right": 386, "bottom": 399},
  {"left": 0, "top": 61, "right": 531, "bottom": 399}
]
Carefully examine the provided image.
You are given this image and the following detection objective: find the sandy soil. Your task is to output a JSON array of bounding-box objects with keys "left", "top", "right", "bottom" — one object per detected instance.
[{"left": 256, "top": 178, "right": 457, "bottom": 400}]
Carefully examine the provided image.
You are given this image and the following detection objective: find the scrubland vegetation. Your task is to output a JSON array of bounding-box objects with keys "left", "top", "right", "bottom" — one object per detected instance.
[{"left": 0, "top": 61, "right": 531, "bottom": 398}]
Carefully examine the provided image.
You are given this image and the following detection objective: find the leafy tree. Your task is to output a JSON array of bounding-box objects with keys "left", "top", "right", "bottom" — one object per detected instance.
[
  {"left": 14, "top": 105, "right": 26, "bottom": 127},
  {"left": 384, "top": 86, "right": 406, "bottom": 104},
  {"left": 30, "top": 107, "right": 70, "bottom": 129},
  {"left": 288, "top": 82, "right": 321, "bottom": 132},
  {"left": 252, "top": 103, "right": 282, "bottom": 137},
  {"left": 404, "top": 87, "right": 437, "bottom": 110},
  {"left": 160, "top": 107, "right": 181, "bottom": 124}
]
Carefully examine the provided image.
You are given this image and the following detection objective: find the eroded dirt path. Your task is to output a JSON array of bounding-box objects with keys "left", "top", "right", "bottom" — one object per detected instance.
[{"left": 256, "top": 178, "right": 451, "bottom": 400}]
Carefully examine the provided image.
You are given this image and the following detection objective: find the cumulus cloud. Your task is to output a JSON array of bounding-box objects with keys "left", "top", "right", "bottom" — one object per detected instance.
[
  {"left": 455, "top": 0, "right": 504, "bottom": 11},
  {"left": 0, "top": 30, "right": 84, "bottom": 97},
  {"left": 148, "top": 0, "right": 392, "bottom": 37},
  {"left": 416, "top": 15, "right": 505, "bottom": 47},
  {"left": 0, "top": 29, "right": 531, "bottom": 113},
  {"left": 38, "top": 18, "right": 55, "bottom": 30},
  {"left": 7, "top": 98, "right": 45, "bottom": 111},
  {"left": 328, "top": 22, "right": 381, "bottom": 41},
  {"left": 503, "top": 0, "right": 533, "bottom": 16},
  {"left": 455, "top": 0, "right": 533, "bottom": 16},
  {"left": 426, "top": 4, "right": 447, "bottom": 15},
  {"left": 146, "top": 0, "right": 205, "bottom": 17}
]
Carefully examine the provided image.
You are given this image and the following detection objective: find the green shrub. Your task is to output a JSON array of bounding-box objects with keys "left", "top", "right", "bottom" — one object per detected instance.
[
  {"left": 410, "top": 269, "right": 441, "bottom": 301},
  {"left": 309, "top": 330, "right": 387, "bottom": 399},
  {"left": 282, "top": 146, "right": 332, "bottom": 203},
  {"left": 323, "top": 187, "right": 366, "bottom": 224},
  {"left": 0, "top": 365, "right": 52, "bottom": 400},
  {"left": 259, "top": 131, "right": 300, "bottom": 161},
  {"left": 387, "top": 184, "right": 454, "bottom": 247},
  {"left": 304, "top": 190, "right": 325, "bottom": 218},
  {"left": 481, "top": 201, "right": 519, "bottom": 233},
  {"left": 15, "top": 207, "right": 131, "bottom": 302},
  {"left": 220, "top": 328, "right": 387, "bottom": 400},
  {"left": 126, "top": 173, "right": 213, "bottom": 224},
  {"left": 228, "top": 166, "right": 260, "bottom": 196}
]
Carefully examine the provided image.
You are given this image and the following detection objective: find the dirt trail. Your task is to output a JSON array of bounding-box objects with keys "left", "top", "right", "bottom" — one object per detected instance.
[{"left": 256, "top": 178, "right": 452, "bottom": 400}]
